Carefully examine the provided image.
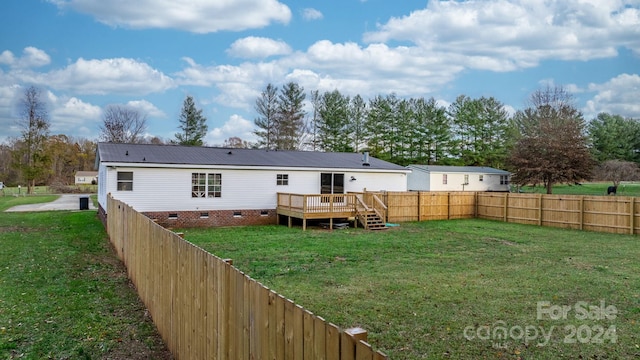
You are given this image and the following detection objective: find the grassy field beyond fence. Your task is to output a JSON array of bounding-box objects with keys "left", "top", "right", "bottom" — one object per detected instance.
[
  {"left": 182, "top": 220, "right": 640, "bottom": 360},
  {"left": 0, "top": 197, "right": 171, "bottom": 359}
]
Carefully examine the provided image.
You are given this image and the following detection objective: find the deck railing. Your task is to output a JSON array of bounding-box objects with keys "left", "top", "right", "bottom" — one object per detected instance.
[{"left": 277, "top": 193, "right": 358, "bottom": 214}]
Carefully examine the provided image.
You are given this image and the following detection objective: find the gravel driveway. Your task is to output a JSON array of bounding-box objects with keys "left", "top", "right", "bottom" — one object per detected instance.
[{"left": 5, "top": 194, "right": 96, "bottom": 212}]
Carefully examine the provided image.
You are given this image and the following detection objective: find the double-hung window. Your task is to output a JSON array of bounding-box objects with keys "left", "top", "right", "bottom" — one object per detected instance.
[
  {"left": 277, "top": 174, "right": 289, "bottom": 186},
  {"left": 117, "top": 171, "right": 133, "bottom": 191},
  {"left": 192, "top": 173, "right": 222, "bottom": 198}
]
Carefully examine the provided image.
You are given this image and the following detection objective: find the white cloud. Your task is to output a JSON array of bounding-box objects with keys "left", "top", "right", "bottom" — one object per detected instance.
[
  {"left": 126, "top": 99, "right": 166, "bottom": 118},
  {"left": 50, "top": 96, "right": 102, "bottom": 136},
  {"left": 302, "top": 8, "right": 323, "bottom": 21},
  {"left": 178, "top": 39, "right": 464, "bottom": 111},
  {"left": 0, "top": 85, "right": 22, "bottom": 141},
  {"left": 0, "top": 47, "right": 51, "bottom": 68},
  {"left": 0, "top": 50, "right": 16, "bottom": 65},
  {"left": 45, "top": 57, "right": 175, "bottom": 95},
  {"left": 21, "top": 47, "right": 51, "bottom": 68},
  {"left": 205, "top": 114, "right": 256, "bottom": 146},
  {"left": 584, "top": 73, "right": 640, "bottom": 119},
  {"left": 50, "top": 0, "right": 291, "bottom": 33},
  {"left": 363, "top": 0, "right": 639, "bottom": 71},
  {"left": 227, "top": 37, "right": 292, "bottom": 59}
]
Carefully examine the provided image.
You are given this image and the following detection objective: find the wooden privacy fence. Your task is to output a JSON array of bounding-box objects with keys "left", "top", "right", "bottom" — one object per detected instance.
[
  {"left": 368, "top": 191, "right": 639, "bottom": 235},
  {"left": 476, "top": 193, "right": 640, "bottom": 234},
  {"left": 107, "top": 195, "right": 387, "bottom": 360},
  {"left": 372, "top": 191, "right": 477, "bottom": 223}
]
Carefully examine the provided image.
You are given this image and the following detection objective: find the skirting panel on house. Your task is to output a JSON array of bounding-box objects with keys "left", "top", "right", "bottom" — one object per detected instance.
[{"left": 143, "top": 209, "right": 277, "bottom": 228}]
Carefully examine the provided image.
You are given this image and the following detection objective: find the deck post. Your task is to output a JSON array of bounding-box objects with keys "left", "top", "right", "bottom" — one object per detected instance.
[
  {"left": 288, "top": 216, "right": 292, "bottom": 228},
  {"left": 303, "top": 218, "right": 307, "bottom": 231}
]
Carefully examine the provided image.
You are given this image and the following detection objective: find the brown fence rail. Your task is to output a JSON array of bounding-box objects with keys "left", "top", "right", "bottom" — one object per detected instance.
[{"left": 107, "top": 195, "right": 387, "bottom": 360}]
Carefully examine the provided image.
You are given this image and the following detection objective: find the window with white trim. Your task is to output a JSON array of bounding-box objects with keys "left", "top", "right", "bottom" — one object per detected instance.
[
  {"left": 500, "top": 175, "right": 510, "bottom": 185},
  {"left": 117, "top": 171, "right": 133, "bottom": 191},
  {"left": 479, "top": 175, "right": 484, "bottom": 182},
  {"left": 442, "top": 174, "right": 448, "bottom": 185},
  {"left": 192, "top": 173, "right": 222, "bottom": 198}
]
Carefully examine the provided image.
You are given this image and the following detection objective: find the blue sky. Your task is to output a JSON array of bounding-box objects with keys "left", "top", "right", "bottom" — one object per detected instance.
[{"left": 1, "top": 0, "right": 639, "bottom": 145}]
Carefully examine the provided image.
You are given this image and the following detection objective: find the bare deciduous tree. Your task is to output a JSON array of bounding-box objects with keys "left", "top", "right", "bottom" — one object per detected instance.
[
  {"left": 222, "top": 136, "right": 251, "bottom": 148},
  {"left": 99, "top": 105, "right": 147, "bottom": 143},
  {"left": 593, "top": 160, "right": 640, "bottom": 187},
  {"left": 15, "top": 86, "right": 50, "bottom": 193}
]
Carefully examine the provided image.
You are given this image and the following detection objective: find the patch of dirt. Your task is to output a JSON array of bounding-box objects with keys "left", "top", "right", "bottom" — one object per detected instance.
[
  {"left": 0, "top": 226, "right": 37, "bottom": 233},
  {"left": 483, "top": 237, "right": 517, "bottom": 246},
  {"left": 97, "top": 242, "right": 174, "bottom": 360},
  {"left": 103, "top": 331, "right": 174, "bottom": 360}
]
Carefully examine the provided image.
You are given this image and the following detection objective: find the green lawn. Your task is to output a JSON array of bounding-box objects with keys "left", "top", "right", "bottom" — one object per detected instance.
[
  {"left": 519, "top": 182, "right": 640, "bottom": 196},
  {"left": 182, "top": 221, "right": 640, "bottom": 360},
  {"left": 0, "top": 197, "right": 171, "bottom": 359}
]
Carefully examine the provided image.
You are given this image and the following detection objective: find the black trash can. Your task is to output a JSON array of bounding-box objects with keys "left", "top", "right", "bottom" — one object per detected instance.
[{"left": 79, "top": 196, "right": 89, "bottom": 210}]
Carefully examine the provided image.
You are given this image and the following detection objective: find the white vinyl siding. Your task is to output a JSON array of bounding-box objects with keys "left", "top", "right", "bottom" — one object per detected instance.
[
  {"left": 406, "top": 166, "right": 510, "bottom": 192},
  {"left": 100, "top": 166, "right": 407, "bottom": 213}
]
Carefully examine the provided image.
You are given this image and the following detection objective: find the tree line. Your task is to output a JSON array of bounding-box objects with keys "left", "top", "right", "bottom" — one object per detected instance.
[
  {"left": 253, "top": 82, "right": 640, "bottom": 192},
  {"left": 2, "top": 84, "right": 639, "bottom": 194},
  {"left": 1, "top": 88, "right": 210, "bottom": 193},
  {"left": 253, "top": 82, "right": 513, "bottom": 168}
]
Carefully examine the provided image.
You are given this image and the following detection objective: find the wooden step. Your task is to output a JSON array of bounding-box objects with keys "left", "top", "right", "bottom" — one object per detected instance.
[{"left": 358, "top": 210, "right": 387, "bottom": 230}]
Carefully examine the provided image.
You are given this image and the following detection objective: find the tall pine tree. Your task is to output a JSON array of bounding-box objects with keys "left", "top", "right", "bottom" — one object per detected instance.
[
  {"left": 175, "top": 95, "right": 208, "bottom": 146},
  {"left": 275, "top": 82, "right": 307, "bottom": 150},
  {"left": 317, "top": 90, "right": 352, "bottom": 152},
  {"left": 253, "top": 84, "right": 279, "bottom": 150}
]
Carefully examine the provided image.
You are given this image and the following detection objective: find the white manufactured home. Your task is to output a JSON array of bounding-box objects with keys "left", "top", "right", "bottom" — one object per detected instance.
[
  {"left": 407, "top": 165, "right": 510, "bottom": 192},
  {"left": 74, "top": 171, "right": 98, "bottom": 185},
  {"left": 96, "top": 143, "right": 409, "bottom": 227}
]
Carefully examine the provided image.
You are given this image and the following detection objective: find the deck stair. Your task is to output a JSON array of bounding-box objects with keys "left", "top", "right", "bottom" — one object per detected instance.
[{"left": 357, "top": 209, "right": 387, "bottom": 230}]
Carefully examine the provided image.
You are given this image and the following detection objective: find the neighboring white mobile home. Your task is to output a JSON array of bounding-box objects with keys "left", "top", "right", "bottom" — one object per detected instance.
[
  {"left": 407, "top": 165, "right": 510, "bottom": 192},
  {"left": 96, "top": 143, "right": 409, "bottom": 227},
  {"left": 75, "top": 171, "right": 98, "bottom": 185}
]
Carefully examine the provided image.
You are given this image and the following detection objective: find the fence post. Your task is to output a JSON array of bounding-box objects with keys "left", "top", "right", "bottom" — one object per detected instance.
[
  {"left": 579, "top": 196, "right": 584, "bottom": 230},
  {"left": 503, "top": 193, "right": 509, "bottom": 223},
  {"left": 418, "top": 192, "right": 423, "bottom": 222},
  {"left": 474, "top": 192, "right": 478, "bottom": 218},
  {"left": 447, "top": 192, "right": 451, "bottom": 220},
  {"left": 538, "top": 194, "right": 543, "bottom": 226},
  {"left": 630, "top": 197, "right": 635, "bottom": 235}
]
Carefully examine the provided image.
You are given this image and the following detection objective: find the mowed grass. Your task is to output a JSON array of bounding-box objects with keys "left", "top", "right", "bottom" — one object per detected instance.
[
  {"left": 183, "top": 220, "right": 640, "bottom": 359},
  {"left": 520, "top": 182, "right": 640, "bottom": 196},
  {"left": 0, "top": 196, "right": 171, "bottom": 359}
]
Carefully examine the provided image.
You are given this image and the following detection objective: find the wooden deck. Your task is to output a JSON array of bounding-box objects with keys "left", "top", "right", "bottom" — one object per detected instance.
[{"left": 277, "top": 192, "right": 388, "bottom": 230}]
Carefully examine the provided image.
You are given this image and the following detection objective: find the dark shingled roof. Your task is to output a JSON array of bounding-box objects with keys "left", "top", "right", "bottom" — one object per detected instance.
[
  {"left": 408, "top": 165, "right": 510, "bottom": 174},
  {"left": 97, "top": 143, "right": 407, "bottom": 171}
]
